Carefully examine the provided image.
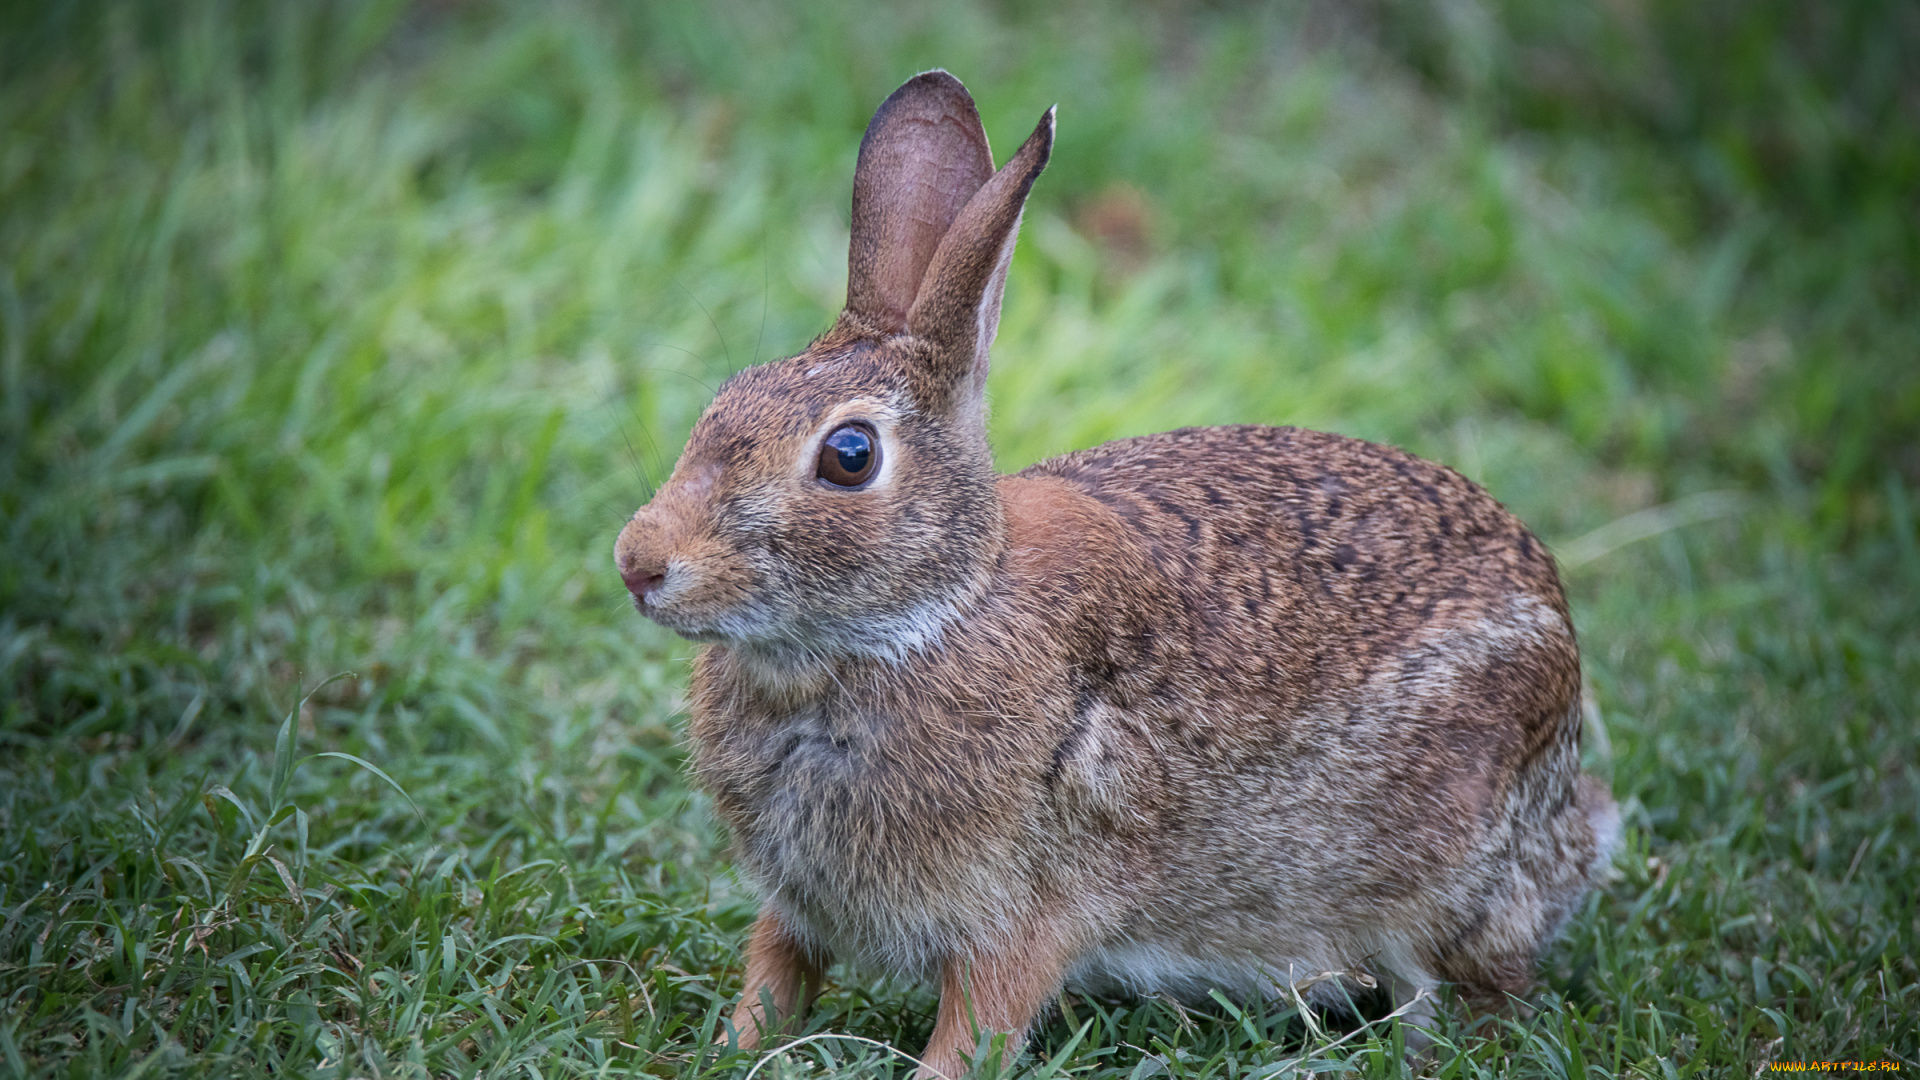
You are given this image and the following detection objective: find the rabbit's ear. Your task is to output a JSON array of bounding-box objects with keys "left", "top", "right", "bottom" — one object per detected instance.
[
  {"left": 845, "top": 71, "right": 996, "bottom": 336},
  {"left": 906, "top": 107, "right": 1053, "bottom": 402}
]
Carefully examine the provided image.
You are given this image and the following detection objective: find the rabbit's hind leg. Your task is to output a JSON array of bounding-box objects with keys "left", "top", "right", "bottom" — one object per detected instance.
[{"left": 1382, "top": 971, "right": 1441, "bottom": 1053}]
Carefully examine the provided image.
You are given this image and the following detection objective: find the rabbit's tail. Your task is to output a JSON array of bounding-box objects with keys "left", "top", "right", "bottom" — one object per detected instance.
[{"left": 1578, "top": 772, "right": 1623, "bottom": 881}]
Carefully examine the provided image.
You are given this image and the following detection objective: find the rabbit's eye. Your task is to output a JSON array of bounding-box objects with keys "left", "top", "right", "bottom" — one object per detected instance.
[{"left": 817, "top": 424, "right": 879, "bottom": 488}]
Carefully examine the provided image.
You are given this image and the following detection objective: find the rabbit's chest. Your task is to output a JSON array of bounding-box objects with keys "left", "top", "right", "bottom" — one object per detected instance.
[
  {"left": 739, "top": 706, "right": 872, "bottom": 805},
  {"left": 698, "top": 703, "right": 963, "bottom": 861},
  {"left": 690, "top": 697, "right": 1032, "bottom": 961}
]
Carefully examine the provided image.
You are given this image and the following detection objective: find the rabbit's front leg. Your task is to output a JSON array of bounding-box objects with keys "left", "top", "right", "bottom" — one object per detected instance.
[
  {"left": 728, "top": 909, "right": 826, "bottom": 1051},
  {"left": 918, "top": 931, "right": 1073, "bottom": 1080}
]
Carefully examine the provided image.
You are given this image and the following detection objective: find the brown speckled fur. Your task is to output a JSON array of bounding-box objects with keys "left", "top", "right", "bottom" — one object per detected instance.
[{"left": 613, "top": 70, "right": 1619, "bottom": 1079}]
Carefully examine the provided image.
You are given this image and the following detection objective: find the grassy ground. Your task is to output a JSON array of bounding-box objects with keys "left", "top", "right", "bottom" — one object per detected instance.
[{"left": 1, "top": 1, "right": 1915, "bottom": 1076}]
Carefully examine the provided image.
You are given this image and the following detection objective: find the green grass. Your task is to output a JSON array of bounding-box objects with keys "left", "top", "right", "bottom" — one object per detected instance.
[{"left": 1, "top": 1, "right": 1915, "bottom": 1077}]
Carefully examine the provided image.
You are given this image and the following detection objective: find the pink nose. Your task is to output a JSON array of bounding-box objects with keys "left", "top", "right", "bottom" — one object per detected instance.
[{"left": 622, "top": 564, "right": 666, "bottom": 600}]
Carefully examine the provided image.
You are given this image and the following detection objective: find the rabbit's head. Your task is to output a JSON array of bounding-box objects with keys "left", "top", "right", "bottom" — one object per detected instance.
[{"left": 614, "top": 72, "right": 1053, "bottom": 665}]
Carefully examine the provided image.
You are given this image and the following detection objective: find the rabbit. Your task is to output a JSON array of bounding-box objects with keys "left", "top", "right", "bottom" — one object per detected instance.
[{"left": 613, "top": 70, "right": 1620, "bottom": 1079}]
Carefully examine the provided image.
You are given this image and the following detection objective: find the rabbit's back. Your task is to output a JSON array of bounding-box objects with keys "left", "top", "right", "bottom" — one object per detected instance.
[
  {"left": 1023, "top": 423, "right": 1572, "bottom": 681},
  {"left": 1020, "top": 424, "right": 1579, "bottom": 757}
]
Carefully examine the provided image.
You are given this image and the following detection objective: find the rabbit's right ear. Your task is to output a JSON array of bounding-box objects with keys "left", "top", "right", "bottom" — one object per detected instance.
[{"left": 844, "top": 72, "right": 996, "bottom": 336}]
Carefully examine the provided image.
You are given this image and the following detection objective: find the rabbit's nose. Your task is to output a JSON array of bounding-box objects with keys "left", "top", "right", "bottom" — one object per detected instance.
[
  {"left": 624, "top": 565, "right": 667, "bottom": 600},
  {"left": 614, "top": 522, "right": 670, "bottom": 602},
  {"left": 616, "top": 544, "right": 667, "bottom": 600}
]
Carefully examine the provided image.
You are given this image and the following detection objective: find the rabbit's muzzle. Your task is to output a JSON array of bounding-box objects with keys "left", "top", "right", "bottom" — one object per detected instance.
[{"left": 614, "top": 464, "right": 734, "bottom": 623}]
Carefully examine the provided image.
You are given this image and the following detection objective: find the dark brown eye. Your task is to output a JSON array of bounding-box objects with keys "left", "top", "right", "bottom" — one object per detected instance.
[{"left": 816, "top": 424, "right": 879, "bottom": 488}]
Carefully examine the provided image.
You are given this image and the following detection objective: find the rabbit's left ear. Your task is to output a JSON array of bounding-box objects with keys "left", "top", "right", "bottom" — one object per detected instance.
[
  {"left": 845, "top": 72, "right": 997, "bottom": 337},
  {"left": 907, "top": 107, "right": 1054, "bottom": 403}
]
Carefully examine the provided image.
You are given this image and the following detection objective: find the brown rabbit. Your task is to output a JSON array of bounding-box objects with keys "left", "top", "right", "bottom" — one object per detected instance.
[{"left": 614, "top": 70, "right": 1619, "bottom": 1079}]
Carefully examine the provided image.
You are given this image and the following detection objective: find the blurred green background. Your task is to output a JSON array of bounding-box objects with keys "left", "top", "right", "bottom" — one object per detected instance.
[{"left": 1, "top": 1, "right": 1914, "bottom": 1076}]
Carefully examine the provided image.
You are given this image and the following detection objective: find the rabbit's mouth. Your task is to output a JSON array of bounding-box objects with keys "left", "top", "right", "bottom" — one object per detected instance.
[
  {"left": 629, "top": 565, "right": 770, "bottom": 642},
  {"left": 641, "top": 603, "right": 774, "bottom": 649},
  {"left": 647, "top": 579, "right": 977, "bottom": 668}
]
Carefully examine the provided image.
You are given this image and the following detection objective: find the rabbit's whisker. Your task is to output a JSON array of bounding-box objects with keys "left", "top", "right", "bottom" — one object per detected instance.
[{"left": 673, "top": 278, "right": 736, "bottom": 378}]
